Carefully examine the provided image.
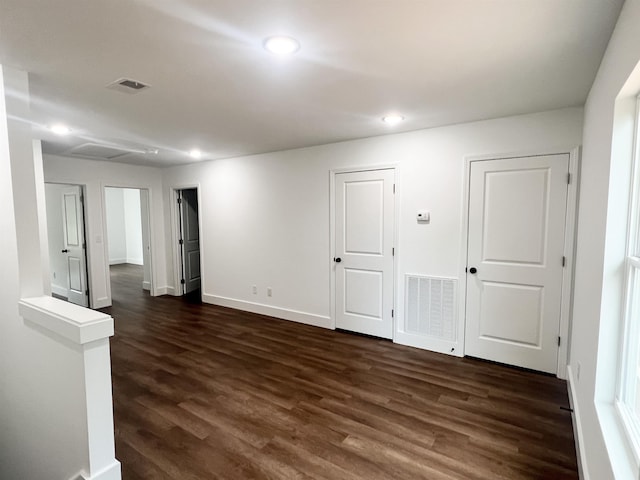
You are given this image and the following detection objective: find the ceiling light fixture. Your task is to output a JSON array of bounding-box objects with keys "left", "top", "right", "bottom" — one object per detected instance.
[
  {"left": 263, "top": 35, "right": 300, "bottom": 55},
  {"left": 382, "top": 114, "right": 405, "bottom": 126},
  {"left": 189, "top": 148, "right": 202, "bottom": 159},
  {"left": 50, "top": 124, "right": 71, "bottom": 135}
]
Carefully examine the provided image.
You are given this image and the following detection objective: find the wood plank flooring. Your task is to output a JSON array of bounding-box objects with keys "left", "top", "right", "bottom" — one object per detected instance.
[{"left": 104, "top": 264, "right": 578, "bottom": 480}]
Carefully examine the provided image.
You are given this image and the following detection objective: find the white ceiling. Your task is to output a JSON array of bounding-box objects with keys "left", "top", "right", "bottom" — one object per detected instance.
[{"left": 0, "top": 0, "right": 623, "bottom": 166}]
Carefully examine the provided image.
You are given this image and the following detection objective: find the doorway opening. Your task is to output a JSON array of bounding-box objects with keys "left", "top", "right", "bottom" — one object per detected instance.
[
  {"left": 104, "top": 187, "right": 153, "bottom": 304},
  {"left": 175, "top": 188, "right": 201, "bottom": 303},
  {"left": 44, "top": 183, "right": 91, "bottom": 307}
]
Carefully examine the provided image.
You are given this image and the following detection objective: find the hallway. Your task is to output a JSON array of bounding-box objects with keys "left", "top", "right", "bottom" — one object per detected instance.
[{"left": 103, "top": 268, "right": 578, "bottom": 480}]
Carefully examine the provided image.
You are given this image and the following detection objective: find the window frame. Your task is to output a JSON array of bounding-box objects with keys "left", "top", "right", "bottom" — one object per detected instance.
[{"left": 616, "top": 95, "right": 640, "bottom": 466}]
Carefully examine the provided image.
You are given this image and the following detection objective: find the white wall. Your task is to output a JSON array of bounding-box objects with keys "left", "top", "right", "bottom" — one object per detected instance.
[
  {"left": 105, "top": 187, "right": 127, "bottom": 264},
  {"left": 162, "top": 107, "right": 583, "bottom": 352},
  {"left": 0, "top": 65, "right": 107, "bottom": 480},
  {"left": 105, "top": 188, "right": 144, "bottom": 266},
  {"left": 124, "top": 189, "right": 144, "bottom": 265},
  {"left": 44, "top": 156, "right": 167, "bottom": 308},
  {"left": 568, "top": 0, "right": 640, "bottom": 478},
  {"left": 140, "top": 189, "right": 152, "bottom": 290}
]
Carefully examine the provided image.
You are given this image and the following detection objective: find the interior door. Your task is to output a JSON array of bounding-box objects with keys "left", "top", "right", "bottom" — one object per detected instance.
[
  {"left": 464, "top": 154, "right": 569, "bottom": 373},
  {"left": 179, "top": 189, "right": 201, "bottom": 294},
  {"left": 335, "top": 169, "right": 395, "bottom": 339},
  {"left": 62, "top": 187, "right": 89, "bottom": 307}
]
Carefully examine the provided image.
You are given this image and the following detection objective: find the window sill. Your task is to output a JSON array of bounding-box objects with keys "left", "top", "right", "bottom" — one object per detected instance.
[{"left": 597, "top": 400, "right": 638, "bottom": 480}]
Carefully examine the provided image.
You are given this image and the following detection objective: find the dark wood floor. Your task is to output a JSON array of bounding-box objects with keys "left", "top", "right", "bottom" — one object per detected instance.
[{"left": 104, "top": 263, "right": 578, "bottom": 480}]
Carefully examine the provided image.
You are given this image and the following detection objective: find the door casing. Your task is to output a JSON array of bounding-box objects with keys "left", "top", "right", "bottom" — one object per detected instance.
[
  {"left": 101, "top": 184, "right": 156, "bottom": 304},
  {"left": 329, "top": 165, "right": 399, "bottom": 335},
  {"left": 170, "top": 185, "right": 204, "bottom": 296},
  {"left": 459, "top": 147, "right": 580, "bottom": 379}
]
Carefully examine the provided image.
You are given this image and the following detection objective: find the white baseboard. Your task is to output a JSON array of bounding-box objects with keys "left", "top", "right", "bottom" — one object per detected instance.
[
  {"left": 202, "top": 294, "right": 332, "bottom": 330},
  {"left": 567, "top": 365, "right": 588, "bottom": 480},
  {"left": 76, "top": 460, "right": 121, "bottom": 480},
  {"left": 126, "top": 258, "right": 143, "bottom": 265},
  {"left": 142, "top": 281, "right": 151, "bottom": 291},
  {"left": 93, "top": 297, "right": 111, "bottom": 309},
  {"left": 154, "top": 286, "right": 177, "bottom": 296},
  {"left": 51, "top": 283, "right": 67, "bottom": 298}
]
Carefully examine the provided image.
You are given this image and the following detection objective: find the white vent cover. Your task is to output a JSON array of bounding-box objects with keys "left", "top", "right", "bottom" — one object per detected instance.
[
  {"left": 66, "top": 143, "right": 132, "bottom": 160},
  {"left": 405, "top": 275, "right": 457, "bottom": 341}
]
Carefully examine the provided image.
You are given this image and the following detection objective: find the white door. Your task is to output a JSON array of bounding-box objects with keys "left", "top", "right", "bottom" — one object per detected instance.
[
  {"left": 464, "top": 154, "right": 569, "bottom": 373},
  {"left": 62, "top": 187, "right": 89, "bottom": 307},
  {"left": 335, "top": 169, "right": 395, "bottom": 339}
]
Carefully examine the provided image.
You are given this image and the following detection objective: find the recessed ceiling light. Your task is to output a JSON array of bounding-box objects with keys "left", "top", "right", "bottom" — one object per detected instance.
[
  {"left": 50, "top": 124, "right": 71, "bottom": 135},
  {"left": 382, "top": 114, "right": 404, "bottom": 126},
  {"left": 263, "top": 36, "right": 300, "bottom": 55},
  {"left": 189, "top": 149, "right": 202, "bottom": 159}
]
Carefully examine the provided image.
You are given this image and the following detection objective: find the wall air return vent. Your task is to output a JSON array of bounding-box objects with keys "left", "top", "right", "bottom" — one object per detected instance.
[
  {"left": 405, "top": 275, "right": 457, "bottom": 341},
  {"left": 106, "top": 78, "right": 150, "bottom": 94}
]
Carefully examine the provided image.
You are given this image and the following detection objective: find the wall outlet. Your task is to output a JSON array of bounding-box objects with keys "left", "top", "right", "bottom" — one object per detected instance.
[
  {"left": 577, "top": 362, "right": 581, "bottom": 382},
  {"left": 267, "top": 287, "right": 272, "bottom": 297},
  {"left": 252, "top": 285, "right": 257, "bottom": 295}
]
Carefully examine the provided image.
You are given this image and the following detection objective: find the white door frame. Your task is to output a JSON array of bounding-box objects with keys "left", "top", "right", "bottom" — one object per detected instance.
[
  {"left": 45, "top": 182, "right": 93, "bottom": 308},
  {"left": 101, "top": 184, "right": 158, "bottom": 301},
  {"left": 169, "top": 184, "right": 204, "bottom": 296},
  {"left": 329, "top": 164, "right": 400, "bottom": 334},
  {"left": 459, "top": 147, "right": 580, "bottom": 379}
]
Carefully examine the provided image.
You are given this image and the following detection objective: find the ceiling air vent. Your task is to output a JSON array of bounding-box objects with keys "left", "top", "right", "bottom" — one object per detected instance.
[
  {"left": 65, "top": 143, "right": 133, "bottom": 160},
  {"left": 106, "top": 78, "right": 150, "bottom": 94}
]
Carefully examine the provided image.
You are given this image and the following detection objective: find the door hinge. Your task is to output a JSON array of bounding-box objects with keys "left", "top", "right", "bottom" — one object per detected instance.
[
  {"left": 85, "top": 289, "right": 89, "bottom": 296},
  {"left": 558, "top": 336, "right": 561, "bottom": 346},
  {"left": 562, "top": 256, "right": 566, "bottom": 267},
  {"left": 80, "top": 195, "right": 84, "bottom": 204},
  {"left": 177, "top": 197, "right": 182, "bottom": 204},
  {"left": 391, "top": 309, "right": 394, "bottom": 318},
  {"left": 567, "top": 173, "right": 571, "bottom": 185},
  {"left": 181, "top": 278, "right": 186, "bottom": 285},
  {"left": 392, "top": 247, "right": 395, "bottom": 256},
  {"left": 393, "top": 184, "right": 396, "bottom": 194},
  {"left": 82, "top": 242, "right": 86, "bottom": 249},
  {"left": 179, "top": 239, "right": 184, "bottom": 245}
]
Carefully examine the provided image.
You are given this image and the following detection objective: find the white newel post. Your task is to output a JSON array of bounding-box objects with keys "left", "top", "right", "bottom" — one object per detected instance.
[{"left": 18, "top": 297, "right": 122, "bottom": 480}]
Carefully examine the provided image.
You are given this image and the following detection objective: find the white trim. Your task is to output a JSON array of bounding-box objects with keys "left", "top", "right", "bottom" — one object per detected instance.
[
  {"left": 202, "top": 294, "right": 332, "bottom": 329},
  {"left": 75, "top": 460, "right": 121, "bottom": 480},
  {"left": 460, "top": 147, "right": 580, "bottom": 378},
  {"left": 19, "top": 296, "right": 113, "bottom": 345},
  {"left": 101, "top": 184, "right": 157, "bottom": 306},
  {"left": 168, "top": 184, "right": 203, "bottom": 297},
  {"left": 108, "top": 258, "right": 126, "bottom": 265},
  {"left": 558, "top": 146, "right": 581, "bottom": 379},
  {"left": 154, "top": 286, "right": 177, "bottom": 296},
  {"left": 51, "top": 283, "right": 68, "bottom": 298},
  {"left": 93, "top": 296, "right": 110, "bottom": 309},
  {"left": 329, "top": 164, "right": 399, "bottom": 337},
  {"left": 142, "top": 280, "right": 151, "bottom": 291},
  {"left": 567, "top": 365, "right": 588, "bottom": 480}
]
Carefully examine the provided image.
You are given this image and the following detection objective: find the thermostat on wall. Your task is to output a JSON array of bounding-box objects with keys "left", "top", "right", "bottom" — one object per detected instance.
[{"left": 417, "top": 211, "right": 430, "bottom": 223}]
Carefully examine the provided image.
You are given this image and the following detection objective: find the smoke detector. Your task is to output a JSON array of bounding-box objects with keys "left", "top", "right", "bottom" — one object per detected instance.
[{"left": 106, "top": 78, "right": 150, "bottom": 94}]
